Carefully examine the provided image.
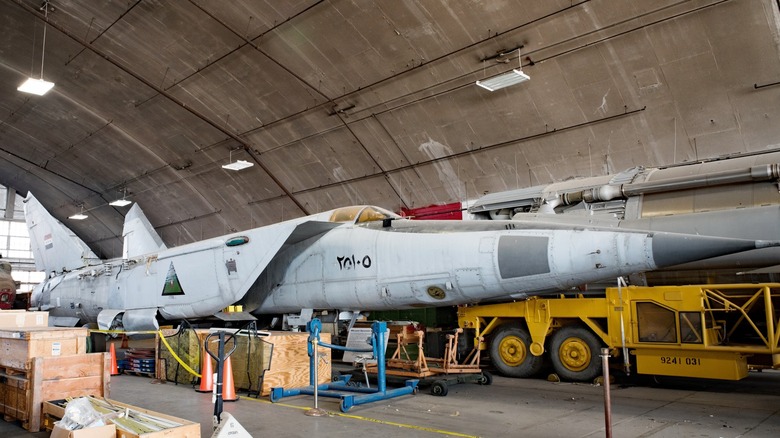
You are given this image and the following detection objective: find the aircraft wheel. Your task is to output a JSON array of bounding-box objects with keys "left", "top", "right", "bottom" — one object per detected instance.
[
  {"left": 430, "top": 380, "right": 449, "bottom": 396},
  {"left": 549, "top": 326, "right": 602, "bottom": 382},
  {"left": 477, "top": 370, "right": 493, "bottom": 385},
  {"left": 489, "top": 325, "right": 543, "bottom": 378}
]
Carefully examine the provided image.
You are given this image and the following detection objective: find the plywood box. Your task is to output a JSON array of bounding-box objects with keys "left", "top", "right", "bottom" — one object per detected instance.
[
  {"left": 160, "top": 329, "right": 331, "bottom": 395},
  {"left": 0, "top": 326, "right": 88, "bottom": 369},
  {"left": 186, "top": 330, "right": 330, "bottom": 396},
  {"left": 0, "top": 310, "right": 48, "bottom": 329},
  {"left": 0, "top": 352, "right": 110, "bottom": 432},
  {"left": 254, "top": 331, "right": 331, "bottom": 396}
]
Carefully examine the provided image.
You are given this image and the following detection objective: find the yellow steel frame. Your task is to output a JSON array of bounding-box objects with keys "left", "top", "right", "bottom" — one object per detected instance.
[{"left": 457, "top": 283, "right": 780, "bottom": 380}]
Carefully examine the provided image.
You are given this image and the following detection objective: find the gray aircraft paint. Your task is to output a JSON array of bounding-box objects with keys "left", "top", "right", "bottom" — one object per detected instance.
[{"left": 23, "top": 193, "right": 778, "bottom": 331}]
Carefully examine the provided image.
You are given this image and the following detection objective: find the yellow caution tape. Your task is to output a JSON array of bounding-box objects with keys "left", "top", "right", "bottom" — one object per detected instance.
[
  {"left": 90, "top": 329, "right": 160, "bottom": 335},
  {"left": 157, "top": 330, "right": 201, "bottom": 378},
  {"left": 89, "top": 328, "right": 201, "bottom": 378}
]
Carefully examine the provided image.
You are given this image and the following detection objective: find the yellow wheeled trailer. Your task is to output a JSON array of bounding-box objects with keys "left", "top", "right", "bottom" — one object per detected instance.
[{"left": 458, "top": 283, "right": 780, "bottom": 381}]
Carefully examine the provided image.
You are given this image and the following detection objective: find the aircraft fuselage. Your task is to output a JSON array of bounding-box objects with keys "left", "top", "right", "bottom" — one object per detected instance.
[{"left": 29, "top": 205, "right": 771, "bottom": 330}]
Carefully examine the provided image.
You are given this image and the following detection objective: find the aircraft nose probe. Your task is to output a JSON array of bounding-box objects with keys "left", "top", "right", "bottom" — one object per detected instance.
[
  {"left": 755, "top": 240, "right": 780, "bottom": 249},
  {"left": 650, "top": 233, "right": 780, "bottom": 269}
]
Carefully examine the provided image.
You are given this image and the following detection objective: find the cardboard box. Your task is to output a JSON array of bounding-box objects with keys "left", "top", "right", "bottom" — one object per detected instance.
[
  {"left": 50, "top": 423, "right": 116, "bottom": 438},
  {"left": 0, "top": 310, "right": 48, "bottom": 328}
]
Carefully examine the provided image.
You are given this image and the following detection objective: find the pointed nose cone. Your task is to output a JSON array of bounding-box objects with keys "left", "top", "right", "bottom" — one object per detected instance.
[{"left": 651, "top": 233, "right": 780, "bottom": 268}]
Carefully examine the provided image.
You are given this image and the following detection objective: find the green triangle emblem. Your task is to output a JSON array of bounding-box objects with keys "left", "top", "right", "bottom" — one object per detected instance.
[{"left": 162, "top": 262, "right": 185, "bottom": 296}]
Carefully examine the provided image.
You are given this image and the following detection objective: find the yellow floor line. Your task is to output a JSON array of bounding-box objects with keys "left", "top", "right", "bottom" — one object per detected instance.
[{"left": 241, "top": 395, "right": 479, "bottom": 437}]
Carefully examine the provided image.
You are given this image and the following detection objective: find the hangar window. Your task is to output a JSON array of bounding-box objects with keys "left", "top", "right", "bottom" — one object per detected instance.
[
  {"left": 636, "top": 302, "right": 677, "bottom": 343},
  {"left": 329, "top": 206, "right": 400, "bottom": 224}
]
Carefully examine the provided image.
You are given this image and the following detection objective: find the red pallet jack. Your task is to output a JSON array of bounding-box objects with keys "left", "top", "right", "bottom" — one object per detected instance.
[{"left": 206, "top": 331, "right": 252, "bottom": 438}]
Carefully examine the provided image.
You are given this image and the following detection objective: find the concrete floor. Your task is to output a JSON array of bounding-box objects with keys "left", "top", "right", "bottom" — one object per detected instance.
[{"left": 3, "top": 370, "right": 780, "bottom": 438}]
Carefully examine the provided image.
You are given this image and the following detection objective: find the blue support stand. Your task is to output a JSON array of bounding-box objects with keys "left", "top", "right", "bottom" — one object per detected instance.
[{"left": 270, "top": 318, "right": 419, "bottom": 412}]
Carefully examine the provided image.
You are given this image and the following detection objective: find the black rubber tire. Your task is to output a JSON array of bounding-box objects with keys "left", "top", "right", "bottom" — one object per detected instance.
[
  {"left": 477, "top": 370, "right": 493, "bottom": 385},
  {"left": 431, "top": 380, "right": 449, "bottom": 396},
  {"left": 549, "top": 325, "right": 603, "bottom": 382},
  {"left": 489, "top": 324, "right": 544, "bottom": 378}
]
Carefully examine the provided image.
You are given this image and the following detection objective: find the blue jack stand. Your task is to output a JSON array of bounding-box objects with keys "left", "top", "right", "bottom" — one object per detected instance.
[{"left": 270, "top": 318, "right": 419, "bottom": 412}]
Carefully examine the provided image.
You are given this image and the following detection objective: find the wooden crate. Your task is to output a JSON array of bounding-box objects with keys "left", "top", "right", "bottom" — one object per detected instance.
[
  {"left": 44, "top": 398, "right": 199, "bottom": 438},
  {"left": 0, "top": 352, "right": 110, "bottom": 432},
  {"left": 188, "top": 330, "right": 330, "bottom": 396},
  {"left": 0, "top": 367, "right": 27, "bottom": 420},
  {"left": 157, "top": 329, "right": 331, "bottom": 395},
  {"left": 157, "top": 329, "right": 199, "bottom": 386},
  {"left": 255, "top": 331, "right": 331, "bottom": 396},
  {"left": 0, "top": 310, "right": 49, "bottom": 329},
  {"left": 0, "top": 327, "right": 88, "bottom": 369}
]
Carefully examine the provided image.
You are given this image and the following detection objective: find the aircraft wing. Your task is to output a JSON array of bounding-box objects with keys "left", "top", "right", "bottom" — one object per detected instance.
[
  {"left": 157, "top": 217, "right": 343, "bottom": 321},
  {"left": 283, "top": 220, "right": 344, "bottom": 246},
  {"left": 240, "top": 219, "right": 342, "bottom": 286},
  {"left": 738, "top": 265, "right": 780, "bottom": 274}
]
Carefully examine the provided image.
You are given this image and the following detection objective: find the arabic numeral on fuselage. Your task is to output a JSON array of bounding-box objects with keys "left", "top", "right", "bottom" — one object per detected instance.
[{"left": 337, "top": 255, "right": 372, "bottom": 270}]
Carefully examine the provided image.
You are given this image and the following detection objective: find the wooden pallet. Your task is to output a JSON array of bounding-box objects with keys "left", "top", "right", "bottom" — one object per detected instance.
[{"left": 122, "top": 370, "right": 156, "bottom": 378}]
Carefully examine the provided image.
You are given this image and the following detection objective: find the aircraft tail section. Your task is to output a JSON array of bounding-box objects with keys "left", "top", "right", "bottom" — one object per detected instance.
[
  {"left": 23, "top": 193, "right": 99, "bottom": 272},
  {"left": 122, "top": 203, "right": 166, "bottom": 258}
]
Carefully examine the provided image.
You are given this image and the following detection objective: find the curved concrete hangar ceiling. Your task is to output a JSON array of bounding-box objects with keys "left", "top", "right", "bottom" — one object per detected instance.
[{"left": 1, "top": 0, "right": 779, "bottom": 258}]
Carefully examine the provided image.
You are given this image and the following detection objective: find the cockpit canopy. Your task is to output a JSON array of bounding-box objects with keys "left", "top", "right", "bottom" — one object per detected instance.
[{"left": 328, "top": 206, "right": 401, "bottom": 224}]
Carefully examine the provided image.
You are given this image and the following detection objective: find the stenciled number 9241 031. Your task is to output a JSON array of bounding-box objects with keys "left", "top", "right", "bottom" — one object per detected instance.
[{"left": 660, "top": 356, "right": 701, "bottom": 366}]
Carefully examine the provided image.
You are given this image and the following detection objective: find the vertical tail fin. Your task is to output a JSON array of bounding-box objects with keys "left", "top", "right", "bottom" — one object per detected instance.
[
  {"left": 23, "top": 193, "right": 99, "bottom": 272},
  {"left": 122, "top": 203, "right": 166, "bottom": 258}
]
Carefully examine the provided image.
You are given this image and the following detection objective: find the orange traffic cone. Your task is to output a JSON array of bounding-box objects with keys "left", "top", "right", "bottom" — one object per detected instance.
[
  {"left": 222, "top": 356, "right": 238, "bottom": 402},
  {"left": 195, "top": 346, "right": 214, "bottom": 393},
  {"left": 109, "top": 343, "right": 119, "bottom": 376}
]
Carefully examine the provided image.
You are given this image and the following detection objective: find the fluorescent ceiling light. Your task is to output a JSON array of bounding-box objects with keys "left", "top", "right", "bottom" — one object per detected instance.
[
  {"left": 69, "top": 213, "right": 88, "bottom": 220},
  {"left": 19, "top": 2, "right": 55, "bottom": 96},
  {"left": 109, "top": 199, "right": 132, "bottom": 207},
  {"left": 476, "top": 69, "right": 530, "bottom": 91},
  {"left": 17, "top": 78, "right": 55, "bottom": 96},
  {"left": 222, "top": 160, "right": 254, "bottom": 171}
]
